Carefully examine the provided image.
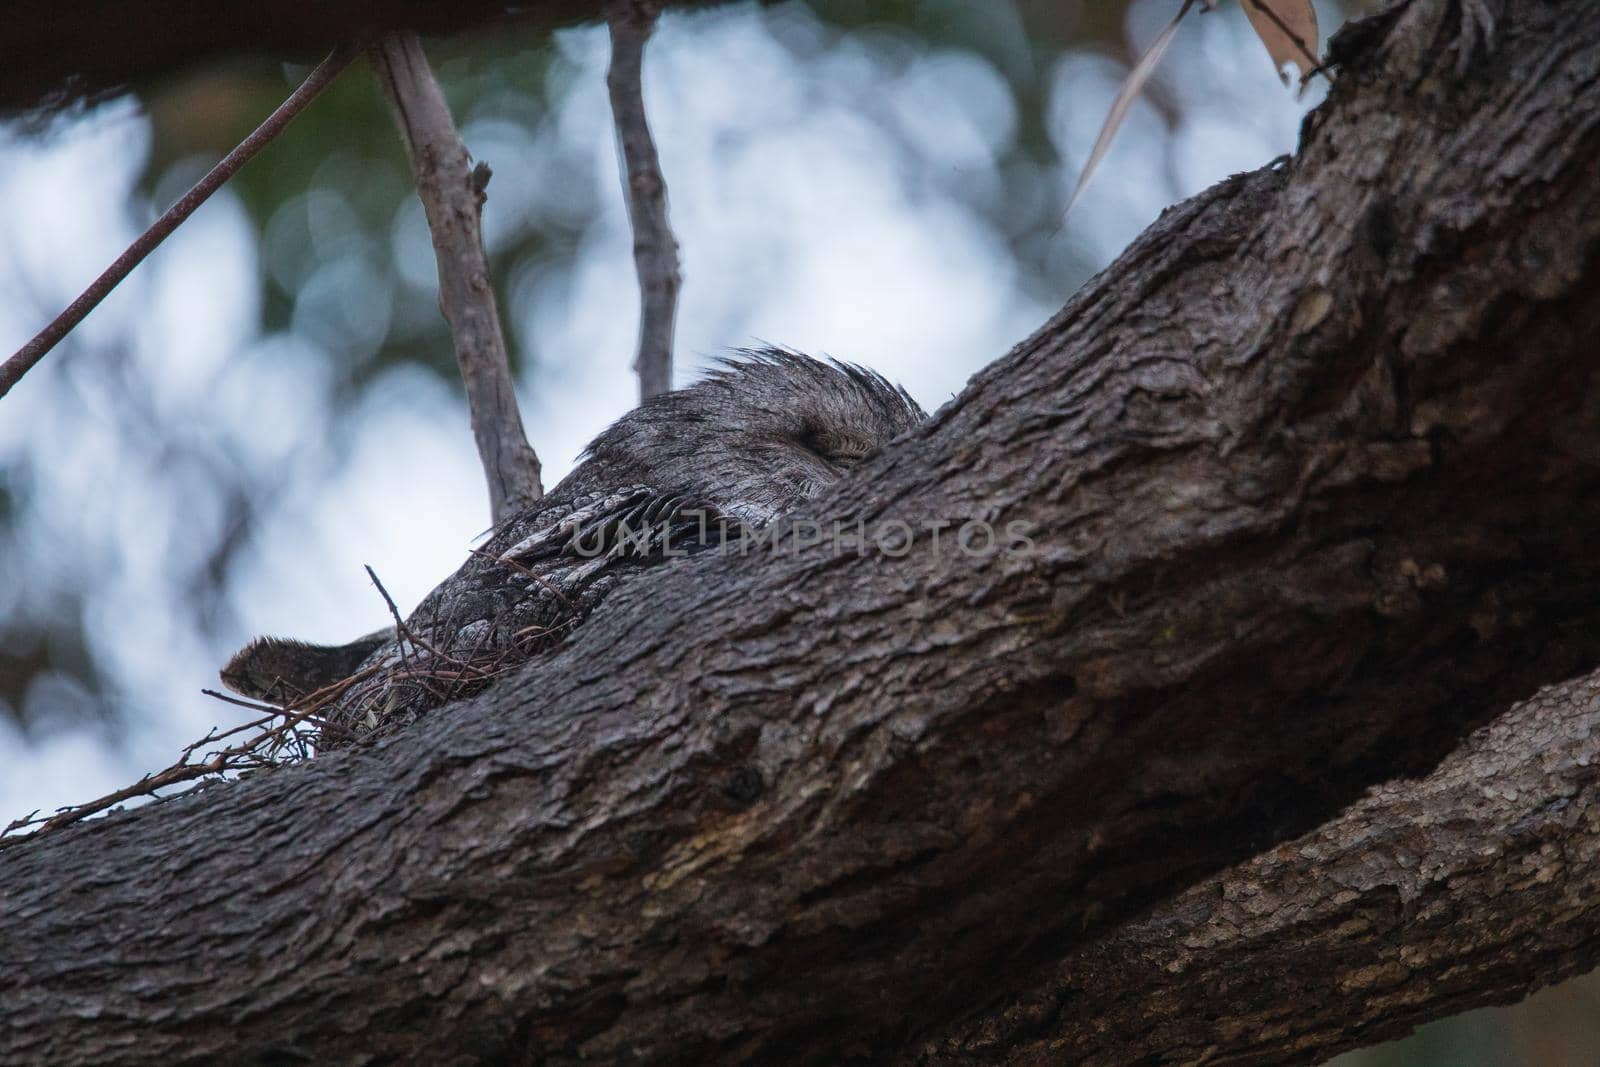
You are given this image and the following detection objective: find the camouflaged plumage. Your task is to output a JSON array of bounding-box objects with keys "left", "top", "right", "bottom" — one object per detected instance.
[{"left": 222, "top": 350, "right": 925, "bottom": 744}]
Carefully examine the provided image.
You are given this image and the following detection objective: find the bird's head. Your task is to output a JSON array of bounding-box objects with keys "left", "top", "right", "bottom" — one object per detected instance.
[{"left": 571, "top": 348, "right": 926, "bottom": 521}]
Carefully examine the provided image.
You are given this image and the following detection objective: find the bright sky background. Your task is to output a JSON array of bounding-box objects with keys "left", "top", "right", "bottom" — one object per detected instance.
[{"left": 0, "top": 0, "right": 1326, "bottom": 822}]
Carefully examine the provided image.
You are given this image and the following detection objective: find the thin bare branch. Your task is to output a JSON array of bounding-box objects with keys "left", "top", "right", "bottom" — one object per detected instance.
[
  {"left": 370, "top": 31, "right": 543, "bottom": 524},
  {"left": 0, "top": 45, "right": 358, "bottom": 401},
  {"left": 363, "top": 562, "right": 476, "bottom": 675},
  {"left": 0, "top": 667, "right": 375, "bottom": 849},
  {"left": 606, "top": 0, "right": 681, "bottom": 401}
]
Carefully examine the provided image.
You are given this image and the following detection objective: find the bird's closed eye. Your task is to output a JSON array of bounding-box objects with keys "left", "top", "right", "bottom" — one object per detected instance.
[
  {"left": 795, "top": 422, "right": 831, "bottom": 460},
  {"left": 796, "top": 423, "right": 870, "bottom": 467}
]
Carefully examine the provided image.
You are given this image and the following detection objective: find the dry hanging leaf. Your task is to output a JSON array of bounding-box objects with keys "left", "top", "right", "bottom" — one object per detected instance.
[
  {"left": 1240, "top": 0, "right": 1320, "bottom": 82},
  {"left": 1064, "top": 0, "right": 1203, "bottom": 219}
]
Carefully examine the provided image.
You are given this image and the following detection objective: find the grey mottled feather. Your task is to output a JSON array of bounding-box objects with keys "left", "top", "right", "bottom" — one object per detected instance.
[{"left": 221, "top": 349, "right": 925, "bottom": 744}]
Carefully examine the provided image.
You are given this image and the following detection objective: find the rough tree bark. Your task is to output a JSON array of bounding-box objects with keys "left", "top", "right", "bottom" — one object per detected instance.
[
  {"left": 915, "top": 673, "right": 1600, "bottom": 1066},
  {"left": 3, "top": 0, "right": 1600, "bottom": 1064}
]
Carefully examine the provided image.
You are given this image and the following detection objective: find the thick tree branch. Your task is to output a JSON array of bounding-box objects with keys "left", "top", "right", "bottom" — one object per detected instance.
[
  {"left": 371, "top": 31, "right": 544, "bottom": 523},
  {"left": 3, "top": 2, "right": 1599, "bottom": 1063},
  {"left": 916, "top": 669, "right": 1600, "bottom": 1065},
  {"left": 607, "top": 0, "right": 682, "bottom": 400}
]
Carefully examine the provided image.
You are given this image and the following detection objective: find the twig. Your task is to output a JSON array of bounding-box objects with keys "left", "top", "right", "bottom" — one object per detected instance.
[
  {"left": 3, "top": 545, "right": 594, "bottom": 839},
  {"left": 370, "top": 31, "right": 543, "bottom": 524},
  {"left": 606, "top": 0, "right": 681, "bottom": 401},
  {"left": 199, "top": 688, "right": 293, "bottom": 716},
  {"left": 199, "top": 689, "right": 337, "bottom": 730},
  {"left": 0, "top": 767, "right": 214, "bottom": 842},
  {"left": 0, "top": 45, "right": 358, "bottom": 401},
  {"left": 2, "top": 810, "right": 41, "bottom": 836},
  {"left": 0, "top": 666, "right": 380, "bottom": 848},
  {"left": 363, "top": 563, "right": 485, "bottom": 683},
  {"left": 364, "top": 563, "right": 427, "bottom": 663},
  {"left": 364, "top": 563, "right": 411, "bottom": 633}
]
